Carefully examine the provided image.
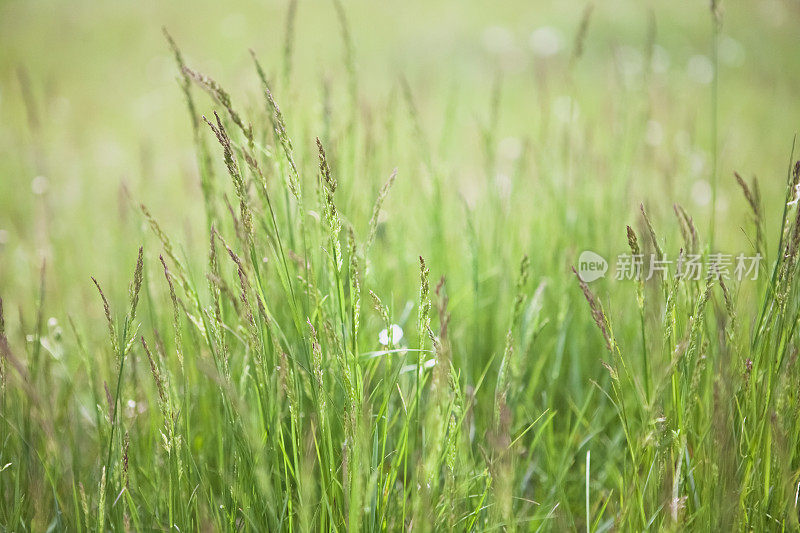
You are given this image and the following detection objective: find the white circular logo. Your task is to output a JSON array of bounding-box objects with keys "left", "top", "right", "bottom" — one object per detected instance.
[{"left": 577, "top": 251, "right": 608, "bottom": 282}]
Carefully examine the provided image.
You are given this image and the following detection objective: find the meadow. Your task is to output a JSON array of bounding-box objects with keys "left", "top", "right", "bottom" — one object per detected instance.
[{"left": 1, "top": 0, "right": 800, "bottom": 530}]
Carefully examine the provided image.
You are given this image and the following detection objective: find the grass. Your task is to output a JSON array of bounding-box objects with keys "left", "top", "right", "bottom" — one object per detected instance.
[{"left": 1, "top": 0, "right": 800, "bottom": 530}]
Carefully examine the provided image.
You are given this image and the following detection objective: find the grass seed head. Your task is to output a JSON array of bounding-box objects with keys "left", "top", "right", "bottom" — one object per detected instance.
[
  {"left": 417, "top": 256, "right": 431, "bottom": 350},
  {"left": 307, "top": 319, "right": 327, "bottom": 419},
  {"left": 734, "top": 172, "right": 759, "bottom": 218},
  {"left": 317, "top": 138, "right": 343, "bottom": 270},
  {"left": 366, "top": 168, "right": 398, "bottom": 252},
  {"left": 252, "top": 51, "right": 302, "bottom": 202},
  {"left": 141, "top": 336, "right": 167, "bottom": 409},
  {"left": 571, "top": 3, "right": 594, "bottom": 64},
  {"left": 572, "top": 266, "right": 613, "bottom": 352},
  {"left": 103, "top": 381, "right": 114, "bottom": 423},
  {"left": 122, "top": 431, "right": 130, "bottom": 489},
  {"left": 369, "top": 289, "right": 390, "bottom": 329},
  {"left": 127, "top": 246, "right": 144, "bottom": 325},
  {"left": 92, "top": 276, "right": 119, "bottom": 355},
  {"left": 640, "top": 203, "right": 663, "bottom": 259},
  {"left": 183, "top": 65, "right": 253, "bottom": 143},
  {"left": 512, "top": 254, "right": 530, "bottom": 326},
  {"left": 281, "top": 0, "right": 298, "bottom": 85},
  {"left": 673, "top": 204, "right": 699, "bottom": 255},
  {"left": 348, "top": 228, "right": 362, "bottom": 343},
  {"left": 204, "top": 112, "right": 253, "bottom": 245},
  {"left": 159, "top": 255, "right": 184, "bottom": 368},
  {"left": 626, "top": 225, "right": 640, "bottom": 256}
]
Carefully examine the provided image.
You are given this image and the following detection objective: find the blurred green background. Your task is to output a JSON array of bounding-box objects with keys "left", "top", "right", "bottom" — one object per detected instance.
[
  {"left": 1, "top": 1, "right": 800, "bottom": 529},
  {"left": 0, "top": 0, "right": 798, "bottom": 335}
]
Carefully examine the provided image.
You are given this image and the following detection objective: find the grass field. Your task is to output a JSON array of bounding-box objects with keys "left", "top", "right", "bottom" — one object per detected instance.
[{"left": 2, "top": 0, "right": 800, "bottom": 530}]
